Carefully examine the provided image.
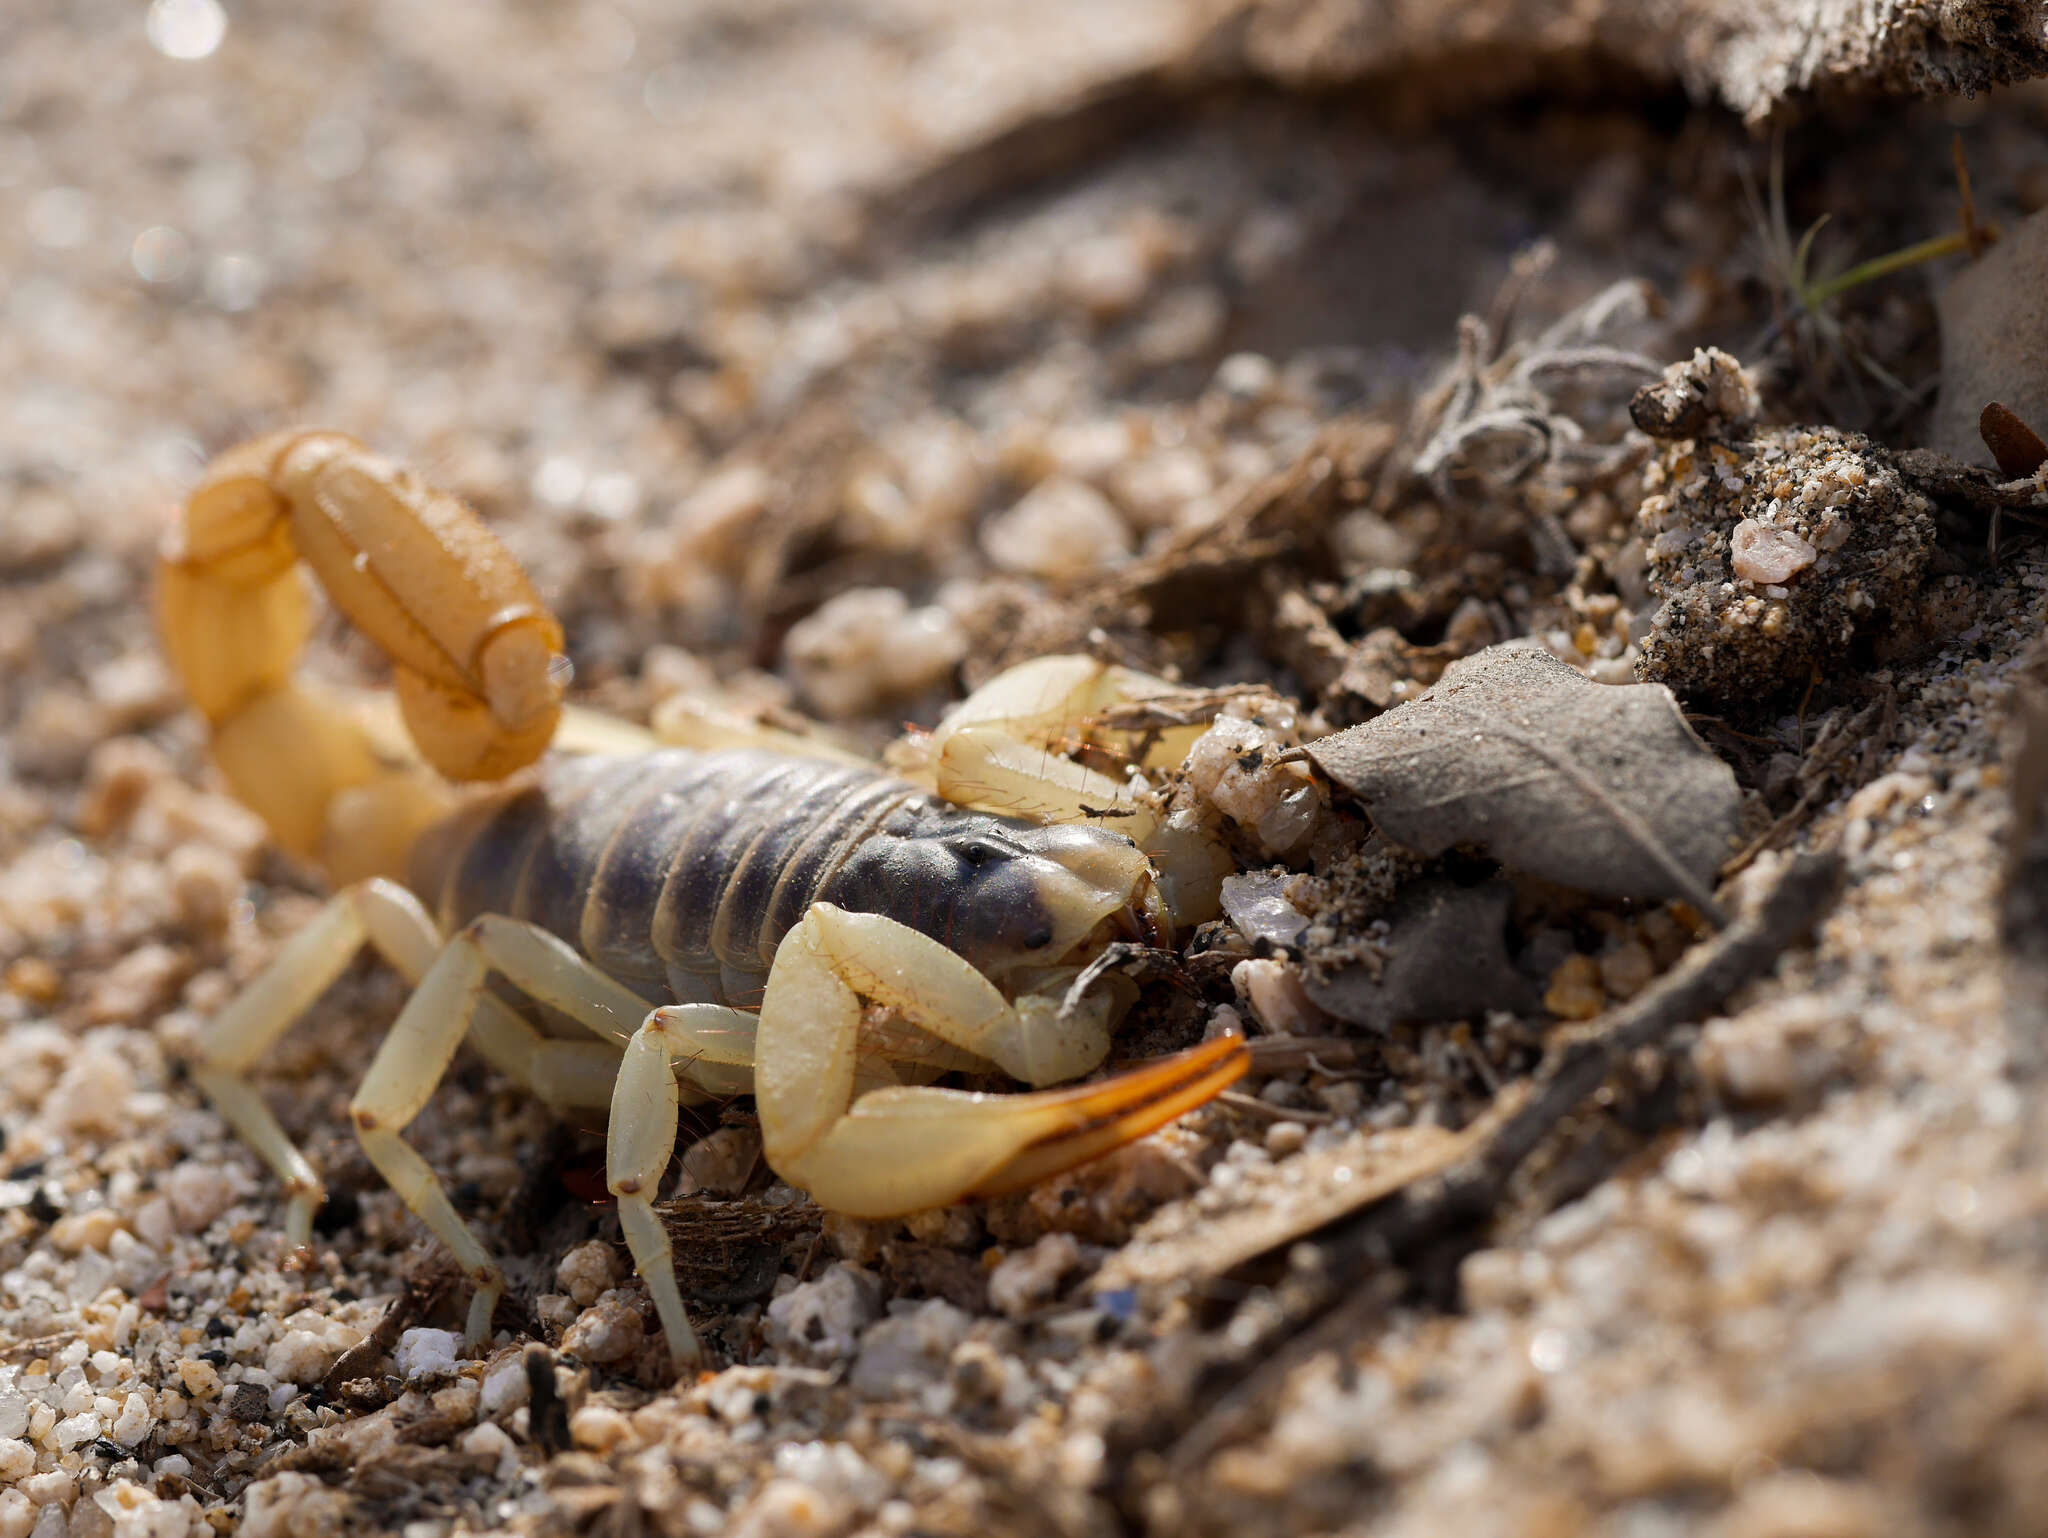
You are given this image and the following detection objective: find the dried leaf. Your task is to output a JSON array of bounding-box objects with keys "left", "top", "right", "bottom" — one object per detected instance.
[
  {"left": 1302, "top": 645, "right": 1740, "bottom": 915},
  {"left": 1981, "top": 401, "right": 2048, "bottom": 480}
]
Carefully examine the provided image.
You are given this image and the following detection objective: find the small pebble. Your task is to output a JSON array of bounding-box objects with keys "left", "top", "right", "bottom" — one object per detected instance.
[
  {"left": 163, "top": 1163, "right": 241, "bottom": 1233},
  {"left": 569, "top": 1403, "right": 634, "bottom": 1453},
  {"left": 1544, "top": 954, "right": 1607, "bottom": 1021},
  {"left": 556, "top": 1240, "right": 622, "bottom": 1308},
  {"left": 784, "top": 588, "right": 968, "bottom": 718},
  {"left": 392, "top": 1328, "right": 462, "bottom": 1381},
  {"left": 461, "top": 1419, "right": 516, "bottom": 1467},
  {"left": 988, "top": 1233, "right": 1084, "bottom": 1318},
  {"left": 561, "top": 1295, "right": 646, "bottom": 1365},
  {"left": 265, "top": 1329, "right": 344, "bottom": 1386},
  {"left": 479, "top": 1356, "right": 530, "bottom": 1418},
  {"left": 766, "top": 1264, "right": 882, "bottom": 1364},
  {"left": 1264, "top": 1121, "right": 1309, "bottom": 1157},
  {"left": 1729, "top": 518, "right": 1817, "bottom": 584},
  {"left": 46, "top": 1208, "right": 123, "bottom": 1256},
  {"left": 849, "top": 1300, "right": 972, "bottom": 1398},
  {"left": 980, "top": 477, "right": 1133, "bottom": 579},
  {"left": 728, "top": 1478, "right": 851, "bottom": 1538}
]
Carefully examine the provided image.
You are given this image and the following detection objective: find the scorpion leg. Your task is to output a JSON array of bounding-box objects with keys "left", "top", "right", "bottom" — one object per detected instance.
[
  {"left": 750, "top": 903, "right": 1248, "bottom": 1220},
  {"left": 347, "top": 913, "right": 659, "bottom": 1346},
  {"left": 927, "top": 655, "right": 1232, "bottom": 926},
  {"left": 604, "top": 1002, "right": 763, "bottom": 1372},
  {"left": 193, "top": 881, "right": 622, "bottom": 1253}
]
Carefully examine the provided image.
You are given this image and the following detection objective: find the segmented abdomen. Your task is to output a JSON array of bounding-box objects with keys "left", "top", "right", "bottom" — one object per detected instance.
[{"left": 409, "top": 749, "right": 929, "bottom": 1009}]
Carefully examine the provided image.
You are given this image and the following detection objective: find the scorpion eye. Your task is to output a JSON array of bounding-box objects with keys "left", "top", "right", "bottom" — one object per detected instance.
[
  {"left": 956, "top": 836, "right": 1006, "bottom": 867},
  {"left": 1023, "top": 926, "right": 1054, "bottom": 950}
]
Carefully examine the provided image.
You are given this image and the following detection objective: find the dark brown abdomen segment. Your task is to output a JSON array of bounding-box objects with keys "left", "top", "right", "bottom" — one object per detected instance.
[{"left": 409, "top": 749, "right": 922, "bottom": 1009}]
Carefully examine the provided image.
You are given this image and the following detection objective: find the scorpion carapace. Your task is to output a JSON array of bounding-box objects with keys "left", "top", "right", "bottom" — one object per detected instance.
[{"left": 157, "top": 429, "right": 1248, "bottom": 1371}]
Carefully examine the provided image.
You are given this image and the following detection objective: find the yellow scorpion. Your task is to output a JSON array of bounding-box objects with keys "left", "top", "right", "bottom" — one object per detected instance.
[{"left": 156, "top": 430, "right": 1249, "bottom": 1372}]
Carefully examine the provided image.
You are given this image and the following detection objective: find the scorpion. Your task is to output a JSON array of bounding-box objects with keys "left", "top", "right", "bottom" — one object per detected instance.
[{"left": 155, "top": 429, "right": 1250, "bottom": 1372}]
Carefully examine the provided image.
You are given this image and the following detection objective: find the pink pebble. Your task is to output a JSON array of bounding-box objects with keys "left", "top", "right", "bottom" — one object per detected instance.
[{"left": 1730, "top": 519, "right": 1817, "bottom": 584}]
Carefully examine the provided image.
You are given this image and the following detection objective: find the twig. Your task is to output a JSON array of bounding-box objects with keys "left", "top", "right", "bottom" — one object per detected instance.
[
  {"left": 1120, "top": 849, "right": 1843, "bottom": 1494},
  {"left": 1244, "top": 1036, "right": 1372, "bottom": 1074},
  {"left": 1216, "top": 1090, "right": 1336, "bottom": 1125},
  {"left": 525, "top": 1346, "right": 572, "bottom": 1454}
]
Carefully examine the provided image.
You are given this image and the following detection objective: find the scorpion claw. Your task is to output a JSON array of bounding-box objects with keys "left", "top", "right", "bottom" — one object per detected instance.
[{"left": 962, "top": 1028, "right": 1250, "bottom": 1198}]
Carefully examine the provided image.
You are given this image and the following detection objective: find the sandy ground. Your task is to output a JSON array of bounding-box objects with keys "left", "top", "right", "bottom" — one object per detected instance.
[{"left": 7, "top": 2, "right": 2048, "bottom": 1535}]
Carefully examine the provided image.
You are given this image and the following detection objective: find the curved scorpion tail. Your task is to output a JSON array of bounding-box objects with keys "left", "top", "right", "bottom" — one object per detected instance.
[{"left": 154, "top": 430, "right": 569, "bottom": 881}]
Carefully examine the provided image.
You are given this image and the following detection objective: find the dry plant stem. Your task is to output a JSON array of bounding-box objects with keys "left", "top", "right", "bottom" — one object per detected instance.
[
  {"left": 1954, "top": 133, "right": 1993, "bottom": 260},
  {"left": 1244, "top": 1036, "right": 1373, "bottom": 1074},
  {"left": 524, "top": 1346, "right": 573, "bottom": 1455},
  {"left": 1803, "top": 227, "right": 1979, "bottom": 308},
  {"left": 320, "top": 1286, "right": 426, "bottom": 1401},
  {"left": 1217, "top": 1090, "right": 1337, "bottom": 1125},
  {"left": 1146, "top": 848, "right": 1843, "bottom": 1482}
]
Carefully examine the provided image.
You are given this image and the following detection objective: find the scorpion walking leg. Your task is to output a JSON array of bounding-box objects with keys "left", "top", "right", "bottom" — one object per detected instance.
[
  {"left": 349, "top": 913, "right": 654, "bottom": 1346},
  {"left": 754, "top": 903, "right": 1249, "bottom": 1219},
  {"left": 194, "top": 881, "right": 622, "bottom": 1256},
  {"left": 607, "top": 1004, "right": 761, "bottom": 1372},
  {"left": 193, "top": 878, "right": 452, "bottom": 1246}
]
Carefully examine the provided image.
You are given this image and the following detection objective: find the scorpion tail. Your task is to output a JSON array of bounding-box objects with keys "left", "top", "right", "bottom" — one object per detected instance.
[{"left": 155, "top": 431, "right": 569, "bottom": 880}]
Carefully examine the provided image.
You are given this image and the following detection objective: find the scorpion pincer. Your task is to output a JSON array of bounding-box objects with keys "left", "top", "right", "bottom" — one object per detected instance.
[{"left": 154, "top": 429, "right": 1248, "bottom": 1372}]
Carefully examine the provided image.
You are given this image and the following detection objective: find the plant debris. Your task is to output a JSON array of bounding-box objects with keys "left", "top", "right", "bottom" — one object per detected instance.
[
  {"left": 9, "top": 5, "right": 2048, "bottom": 1535},
  {"left": 1407, "top": 271, "right": 1662, "bottom": 505},
  {"left": 1119, "top": 848, "right": 1845, "bottom": 1505},
  {"left": 1302, "top": 645, "right": 1742, "bottom": 914}
]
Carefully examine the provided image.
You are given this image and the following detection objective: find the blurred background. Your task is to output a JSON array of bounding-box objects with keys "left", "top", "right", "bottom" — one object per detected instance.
[{"left": 5, "top": 0, "right": 2032, "bottom": 713}]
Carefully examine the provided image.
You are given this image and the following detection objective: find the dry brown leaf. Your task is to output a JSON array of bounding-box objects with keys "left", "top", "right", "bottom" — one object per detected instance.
[{"left": 1302, "top": 645, "right": 1740, "bottom": 915}]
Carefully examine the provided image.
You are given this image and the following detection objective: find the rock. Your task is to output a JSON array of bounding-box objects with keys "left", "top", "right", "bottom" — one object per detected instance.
[
  {"left": 766, "top": 1265, "right": 882, "bottom": 1365},
  {"left": 1931, "top": 207, "right": 2048, "bottom": 465},
  {"left": 980, "top": 477, "right": 1133, "bottom": 579},
  {"left": 988, "top": 1233, "right": 1085, "bottom": 1318},
  {"left": 555, "top": 1240, "right": 622, "bottom": 1308},
  {"left": 848, "top": 1300, "right": 972, "bottom": 1398},
  {"left": 392, "top": 1328, "right": 462, "bottom": 1381},
  {"left": 240, "top": 1473, "right": 349, "bottom": 1538},
  {"left": 1728, "top": 519, "right": 1816, "bottom": 584},
  {"left": 561, "top": 1296, "right": 646, "bottom": 1365},
  {"left": 1632, "top": 376, "right": 1936, "bottom": 707}
]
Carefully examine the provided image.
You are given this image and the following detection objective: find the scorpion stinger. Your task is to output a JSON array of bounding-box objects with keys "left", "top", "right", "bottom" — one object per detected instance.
[{"left": 156, "top": 431, "right": 1248, "bottom": 1373}]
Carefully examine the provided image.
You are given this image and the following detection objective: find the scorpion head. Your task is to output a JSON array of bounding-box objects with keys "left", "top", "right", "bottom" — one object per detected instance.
[{"left": 832, "top": 812, "right": 1165, "bottom": 990}]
